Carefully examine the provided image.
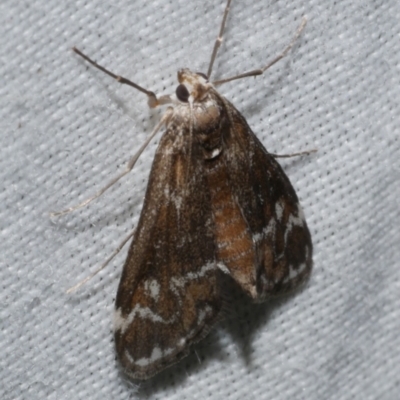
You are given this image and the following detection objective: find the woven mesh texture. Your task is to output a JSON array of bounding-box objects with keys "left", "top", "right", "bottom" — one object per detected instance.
[{"left": 1, "top": 0, "right": 399, "bottom": 399}]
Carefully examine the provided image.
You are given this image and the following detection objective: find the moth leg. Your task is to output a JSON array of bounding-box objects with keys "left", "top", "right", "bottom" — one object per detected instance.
[
  {"left": 66, "top": 228, "right": 135, "bottom": 293},
  {"left": 212, "top": 18, "right": 307, "bottom": 86},
  {"left": 206, "top": 0, "right": 233, "bottom": 79},
  {"left": 270, "top": 148, "right": 317, "bottom": 158},
  {"left": 72, "top": 47, "right": 173, "bottom": 108},
  {"left": 51, "top": 109, "right": 173, "bottom": 217}
]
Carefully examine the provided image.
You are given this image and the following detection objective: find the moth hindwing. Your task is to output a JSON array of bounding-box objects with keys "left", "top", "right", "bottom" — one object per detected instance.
[{"left": 67, "top": 0, "right": 312, "bottom": 381}]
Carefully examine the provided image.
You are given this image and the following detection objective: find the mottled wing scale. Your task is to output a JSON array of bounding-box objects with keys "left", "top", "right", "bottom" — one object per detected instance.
[
  {"left": 191, "top": 89, "right": 312, "bottom": 302},
  {"left": 114, "top": 119, "right": 222, "bottom": 380},
  {"left": 214, "top": 97, "right": 312, "bottom": 300}
]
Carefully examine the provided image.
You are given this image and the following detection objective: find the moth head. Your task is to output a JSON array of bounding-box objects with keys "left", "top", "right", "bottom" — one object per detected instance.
[{"left": 176, "top": 69, "right": 211, "bottom": 104}]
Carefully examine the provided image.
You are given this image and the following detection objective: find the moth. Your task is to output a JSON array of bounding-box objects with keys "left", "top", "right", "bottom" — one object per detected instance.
[{"left": 55, "top": 0, "right": 313, "bottom": 380}]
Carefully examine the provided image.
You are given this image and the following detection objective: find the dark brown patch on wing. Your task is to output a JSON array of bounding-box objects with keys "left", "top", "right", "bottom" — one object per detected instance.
[
  {"left": 219, "top": 97, "right": 312, "bottom": 300},
  {"left": 114, "top": 121, "right": 221, "bottom": 380},
  {"left": 205, "top": 156, "right": 258, "bottom": 298}
]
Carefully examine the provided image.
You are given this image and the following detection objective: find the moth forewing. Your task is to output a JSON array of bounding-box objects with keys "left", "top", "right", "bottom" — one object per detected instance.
[
  {"left": 114, "top": 98, "right": 223, "bottom": 379},
  {"left": 220, "top": 103, "right": 313, "bottom": 299}
]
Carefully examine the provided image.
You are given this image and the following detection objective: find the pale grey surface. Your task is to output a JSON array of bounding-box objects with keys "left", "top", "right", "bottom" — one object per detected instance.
[{"left": 1, "top": 0, "right": 399, "bottom": 399}]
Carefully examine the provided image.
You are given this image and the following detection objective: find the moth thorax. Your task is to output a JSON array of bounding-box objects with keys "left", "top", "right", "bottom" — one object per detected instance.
[{"left": 192, "top": 100, "right": 222, "bottom": 132}]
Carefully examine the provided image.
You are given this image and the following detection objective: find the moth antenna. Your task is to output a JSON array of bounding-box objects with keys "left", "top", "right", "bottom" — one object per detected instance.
[
  {"left": 212, "top": 17, "right": 307, "bottom": 86},
  {"left": 66, "top": 229, "right": 135, "bottom": 294},
  {"left": 270, "top": 148, "right": 317, "bottom": 158},
  {"left": 206, "top": 0, "right": 232, "bottom": 79},
  {"left": 72, "top": 47, "right": 173, "bottom": 108},
  {"left": 51, "top": 109, "right": 173, "bottom": 217}
]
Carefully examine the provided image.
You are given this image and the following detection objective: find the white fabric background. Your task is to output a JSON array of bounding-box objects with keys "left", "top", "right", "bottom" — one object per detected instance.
[{"left": 1, "top": 0, "right": 399, "bottom": 398}]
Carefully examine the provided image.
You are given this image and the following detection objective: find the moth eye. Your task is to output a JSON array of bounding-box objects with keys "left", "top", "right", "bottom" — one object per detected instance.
[
  {"left": 176, "top": 84, "right": 189, "bottom": 102},
  {"left": 196, "top": 72, "right": 208, "bottom": 80}
]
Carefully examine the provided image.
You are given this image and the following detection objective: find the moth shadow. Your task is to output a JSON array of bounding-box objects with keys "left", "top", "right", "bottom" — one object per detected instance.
[
  {"left": 128, "top": 275, "right": 308, "bottom": 397},
  {"left": 240, "top": 58, "right": 294, "bottom": 118},
  {"left": 50, "top": 187, "right": 144, "bottom": 242},
  {"left": 218, "top": 276, "right": 306, "bottom": 368}
]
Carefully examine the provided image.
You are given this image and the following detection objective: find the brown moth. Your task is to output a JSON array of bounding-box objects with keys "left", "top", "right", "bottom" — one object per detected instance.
[
  {"left": 113, "top": 68, "right": 312, "bottom": 379},
  {"left": 56, "top": 0, "right": 312, "bottom": 380}
]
